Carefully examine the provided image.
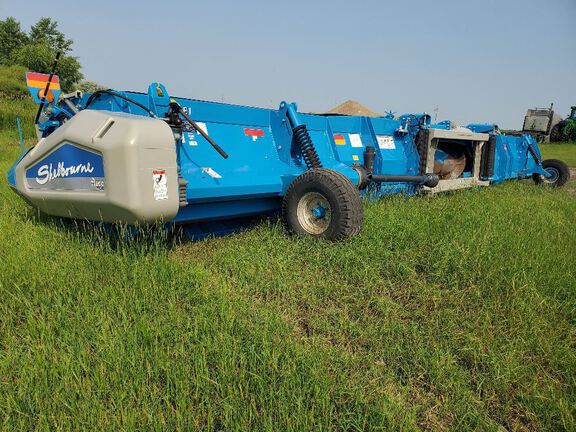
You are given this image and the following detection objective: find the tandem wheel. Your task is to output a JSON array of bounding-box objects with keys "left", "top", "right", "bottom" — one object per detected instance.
[
  {"left": 532, "top": 159, "right": 570, "bottom": 188},
  {"left": 282, "top": 168, "right": 364, "bottom": 241}
]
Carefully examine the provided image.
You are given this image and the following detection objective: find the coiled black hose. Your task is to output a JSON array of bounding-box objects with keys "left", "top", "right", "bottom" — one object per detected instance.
[{"left": 292, "top": 124, "right": 322, "bottom": 169}]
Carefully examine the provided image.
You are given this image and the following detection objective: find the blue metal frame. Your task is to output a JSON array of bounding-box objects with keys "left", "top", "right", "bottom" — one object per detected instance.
[{"left": 9, "top": 81, "right": 553, "bottom": 233}]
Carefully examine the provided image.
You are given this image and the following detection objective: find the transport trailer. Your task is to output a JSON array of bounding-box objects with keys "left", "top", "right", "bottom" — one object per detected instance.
[{"left": 7, "top": 73, "right": 570, "bottom": 241}]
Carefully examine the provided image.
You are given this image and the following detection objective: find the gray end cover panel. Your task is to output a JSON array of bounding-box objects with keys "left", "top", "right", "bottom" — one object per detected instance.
[{"left": 14, "top": 110, "right": 180, "bottom": 224}]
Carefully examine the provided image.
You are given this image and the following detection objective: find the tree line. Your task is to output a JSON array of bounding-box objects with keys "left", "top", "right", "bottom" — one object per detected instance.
[{"left": 0, "top": 17, "right": 100, "bottom": 94}]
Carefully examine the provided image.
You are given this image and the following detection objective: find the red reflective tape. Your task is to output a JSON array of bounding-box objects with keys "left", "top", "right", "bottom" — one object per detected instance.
[
  {"left": 244, "top": 128, "right": 265, "bottom": 137},
  {"left": 26, "top": 72, "right": 60, "bottom": 83}
]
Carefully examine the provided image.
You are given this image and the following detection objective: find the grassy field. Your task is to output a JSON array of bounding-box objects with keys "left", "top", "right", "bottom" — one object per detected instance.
[
  {"left": 541, "top": 143, "right": 576, "bottom": 167},
  {"left": 0, "top": 122, "right": 575, "bottom": 430}
]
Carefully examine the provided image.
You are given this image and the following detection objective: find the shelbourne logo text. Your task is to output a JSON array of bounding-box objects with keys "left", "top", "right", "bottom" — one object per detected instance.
[{"left": 36, "top": 162, "right": 95, "bottom": 185}]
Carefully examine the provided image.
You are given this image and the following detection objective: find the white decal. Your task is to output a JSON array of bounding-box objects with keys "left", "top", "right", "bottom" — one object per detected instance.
[
  {"left": 91, "top": 178, "right": 105, "bottom": 191},
  {"left": 36, "top": 162, "right": 94, "bottom": 185},
  {"left": 201, "top": 167, "right": 222, "bottom": 179},
  {"left": 377, "top": 135, "right": 396, "bottom": 149},
  {"left": 153, "top": 170, "right": 168, "bottom": 201},
  {"left": 194, "top": 122, "right": 208, "bottom": 135},
  {"left": 349, "top": 133, "right": 363, "bottom": 148}
]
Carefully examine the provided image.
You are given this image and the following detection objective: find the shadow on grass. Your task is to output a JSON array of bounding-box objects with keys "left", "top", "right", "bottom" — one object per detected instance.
[{"left": 14, "top": 202, "right": 278, "bottom": 252}]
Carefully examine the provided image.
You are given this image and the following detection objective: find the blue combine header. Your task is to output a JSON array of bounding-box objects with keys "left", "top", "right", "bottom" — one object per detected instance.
[{"left": 7, "top": 72, "right": 570, "bottom": 240}]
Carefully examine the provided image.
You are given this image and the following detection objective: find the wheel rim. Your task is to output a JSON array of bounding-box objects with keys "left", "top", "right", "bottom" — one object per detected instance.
[
  {"left": 543, "top": 167, "right": 560, "bottom": 184},
  {"left": 296, "top": 192, "right": 332, "bottom": 235}
]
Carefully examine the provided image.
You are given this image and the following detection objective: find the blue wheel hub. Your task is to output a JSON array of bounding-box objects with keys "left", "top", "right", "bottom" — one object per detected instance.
[
  {"left": 312, "top": 206, "right": 327, "bottom": 219},
  {"left": 545, "top": 167, "right": 560, "bottom": 183}
]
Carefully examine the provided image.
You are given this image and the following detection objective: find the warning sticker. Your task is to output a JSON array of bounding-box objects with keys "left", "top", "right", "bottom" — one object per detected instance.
[
  {"left": 333, "top": 134, "right": 346, "bottom": 145},
  {"left": 352, "top": 155, "right": 360, "bottom": 161},
  {"left": 349, "top": 134, "right": 363, "bottom": 148},
  {"left": 201, "top": 167, "right": 223, "bottom": 179},
  {"left": 377, "top": 135, "right": 395, "bottom": 149},
  {"left": 244, "top": 128, "right": 265, "bottom": 141},
  {"left": 182, "top": 131, "right": 197, "bottom": 146},
  {"left": 153, "top": 170, "right": 168, "bottom": 201}
]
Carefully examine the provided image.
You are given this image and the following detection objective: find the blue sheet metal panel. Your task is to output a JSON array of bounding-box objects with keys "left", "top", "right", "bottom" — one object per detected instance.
[
  {"left": 180, "top": 215, "right": 268, "bottom": 240},
  {"left": 302, "top": 114, "right": 420, "bottom": 195},
  {"left": 509, "top": 136, "right": 531, "bottom": 178},
  {"left": 491, "top": 134, "right": 539, "bottom": 183},
  {"left": 466, "top": 123, "right": 498, "bottom": 133},
  {"left": 524, "top": 135, "right": 541, "bottom": 174},
  {"left": 88, "top": 90, "right": 274, "bottom": 127},
  {"left": 177, "top": 120, "right": 287, "bottom": 202},
  {"left": 306, "top": 128, "right": 339, "bottom": 164},
  {"left": 369, "top": 117, "right": 420, "bottom": 176},
  {"left": 299, "top": 125, "right": 361, "bottom": 183},
  {"left": 509, "top": 137, "right": 526, "bottom": 178},
  {"left": 430, "top": 120, "right": 452, "bottom": 130},
  {"left": 274, "top": 108, "right": 361, "bottom": 184},
  {"left": 6, "top": 164, "right": 16, "bottom": 188},
  {"left": 323, "top": 116, "right": 365, "bottom": 164},
  {"left": 514, "top": 135, "right": 540, "bottom": 177},
  {"left": 89, "top": 91, "right": 148, "bottom": 116},
  {"left": 492, "top": 136, "right": 513, "bottom": 183},
  {"left": 320, "top": 115, "right": 419, "bottom": 196},
  {"left": 172, "top": 197, "right": 280, "bottom": 223},
  {"left": 172, "top": 96, "right": 273, "bottom": 127}
]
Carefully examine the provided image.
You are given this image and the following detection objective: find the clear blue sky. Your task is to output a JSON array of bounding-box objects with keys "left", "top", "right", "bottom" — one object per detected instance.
[{"left": 2, "top": 0, "right": 575, "bottom": 129}]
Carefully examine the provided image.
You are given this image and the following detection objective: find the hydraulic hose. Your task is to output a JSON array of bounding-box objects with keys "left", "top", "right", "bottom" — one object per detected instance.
[
  {"left": 34, "top": 52, "right": 61, "bottom": 124},
  {"left": 169, "top": 101, "right": 229, "bottom": 159},
  {"left": 369, "top": 173, "right": 439, "bottom": 188},
  {"left": 85, "top": 90, "right": 158, "bottom": 118}
]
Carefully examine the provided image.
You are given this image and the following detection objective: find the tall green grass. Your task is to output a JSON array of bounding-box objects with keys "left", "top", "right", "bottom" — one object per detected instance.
[
  {"left": 0, "top": 66, "right": 37, "bottom": 138},
  {"left": 0, "top": 128, "right": 574, "bottom": 430},
  {"left": 541, "top": 142, "right": 576, "bottom": 167},
  {"left": 0, "top": 66, "right": 29, "bottom": 100}
]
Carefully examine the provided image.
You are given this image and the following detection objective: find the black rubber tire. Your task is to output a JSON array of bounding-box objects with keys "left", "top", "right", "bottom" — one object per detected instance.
[
  {"left": 532, "top": 159, "right": 570, "bottom": 187},
  {"left": 549, "top": 123, "right": 564, "bottom": 143},
  {"left": 282, "top": 168, "right": 363, "bottom": 240}
]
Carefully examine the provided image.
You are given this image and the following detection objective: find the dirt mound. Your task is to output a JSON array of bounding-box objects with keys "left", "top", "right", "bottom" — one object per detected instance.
[{"left": 324, "top": 100, "right": 381, "bottom": 117}]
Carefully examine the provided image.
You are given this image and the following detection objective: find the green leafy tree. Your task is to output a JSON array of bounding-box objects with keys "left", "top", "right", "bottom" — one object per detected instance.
[
  {"left": 0, "top": 17, "right": 83, "bottom": 92},
  {"left": 76, "top": 80, "right": 105, "bottom": 93},
  {"left": 29, "top": 17, "right": 73, "bottom": 54},
  {"left": 0, "top": 17, "right": 28, "bottom": 64}
]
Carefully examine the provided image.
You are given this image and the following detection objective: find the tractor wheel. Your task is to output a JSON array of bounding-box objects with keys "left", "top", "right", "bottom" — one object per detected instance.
[
  {"left": 282, "top": 168, "right": 363, "bottom": 240},
  {"left": 549, "top": 123, "right": 564, "bottom": 142},
  {"left": 532, "top": 159, "right": 570, "bottom": 187}
]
